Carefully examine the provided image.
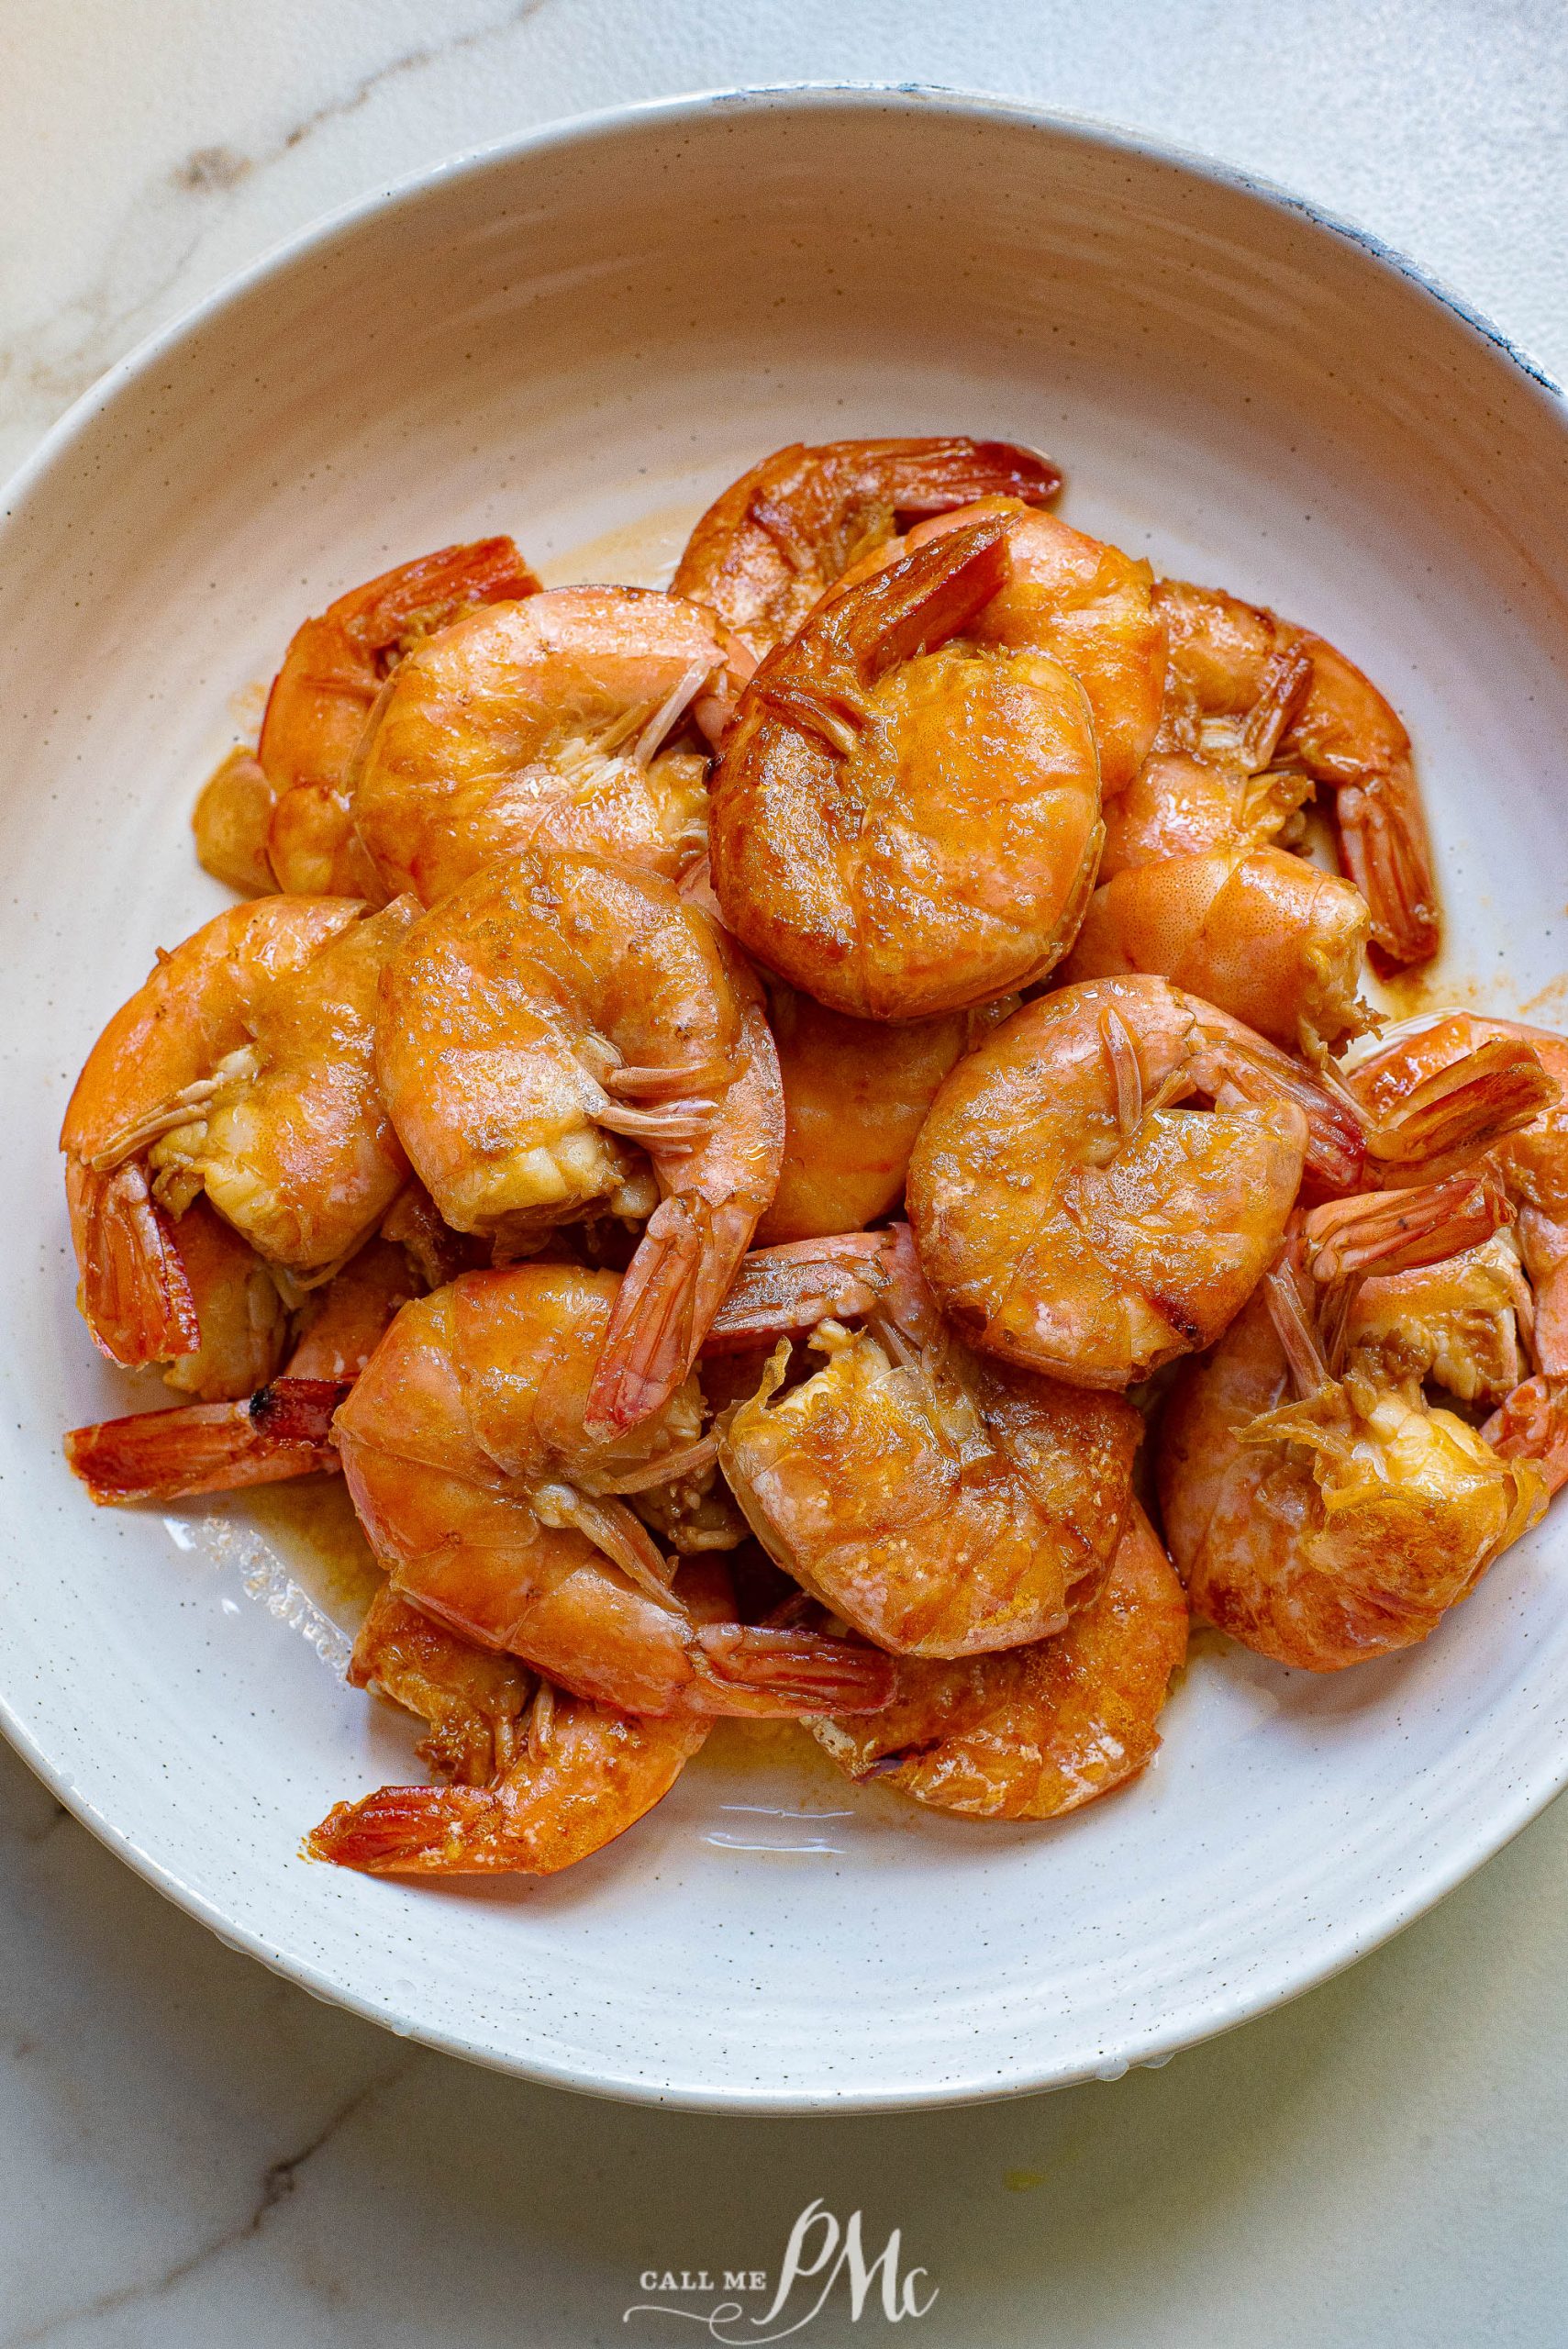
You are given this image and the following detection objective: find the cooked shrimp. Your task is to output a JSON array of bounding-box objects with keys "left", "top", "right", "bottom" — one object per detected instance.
[
  {"left": 376, "top": 849, "right": 783, "bottom": 1436},
  {"left": 906, "top": 974, "right": 1363, "bottom": 1390},
  {"left": 811, "top": 1502, "right": 1187, "bottom": 1818},
  {"left": 334, "top": 1263, "right": 892, "bottom": 1720},
  {"left": 192, "top": 749, "right": 278, "bottom": 896},
  {"left": 710, "top": 519, "right": 1105, "bottom": 1019},
  {"left": 1155, "top": 577, "right": 1440, "bottom": 967},
  {"left": 1097, "top": 639, "right": 1314, "bottom": 876},
  {"left": 1346, "top": 1012, "right": 1568, "bottom": 1363},
  {"left": 62, "top": 895, "right": 417, "bottom": 1370},
  {"left": 673, "top": 436, "right": 1062, "bottom": 660},
  {"left": 309, "top": 1573, "right": 730, "bottom": 1877},
  {"left": 155, "top": 1197, "right": 290, "bottom": 1401},
  {"left": 63, "top": 897, "right": 360, "bottom": 1364},
  {"left": 703, "top": 1230, "right": 899, "bottom": 1352},
  {"left": 756, "top": 983, "right": 989, "bottom": 1242},
  {"left": 65, "top": 1234, "right": 419, "bottom": 1504},
  {"left": 262, "top": 537, "right": 539, "bottom": 896},
  {"left": 840, "top": 497, "right": 1167, "bottom": 799},
  {"left": 350, "top": 586, "right": 747, "bottom": 907},
  {"left": 1484, "top": 1375, "right": 1568, "bottom": 1499},
  {"left": 1158, "top": 1209, "right": 1547, "bottom": 1671},
  {"left": 717, "top": 1228, "right": 1141, "bottom": 1656},
  {"left": 1062, "top": 844, "right": 1373, "bottom": 1058}
]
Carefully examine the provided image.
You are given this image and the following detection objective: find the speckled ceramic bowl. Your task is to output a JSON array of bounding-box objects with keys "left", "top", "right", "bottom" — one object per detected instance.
[{"left": 3, "top": 86, "right": 1567, "bottom": 2111}]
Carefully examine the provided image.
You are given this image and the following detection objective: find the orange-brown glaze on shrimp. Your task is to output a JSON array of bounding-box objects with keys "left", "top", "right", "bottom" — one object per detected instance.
[
  {"left": 375, "top": 850, "right": 784, "bottom": 1436},
  {"left": 813, "top": 1503, "right": 1187, "bottom": 1818},
  {"left": 1062, "top": 844, "right": 1373, "bottom": 1057},
  {"left": 263, "top": 537, "right": 539, "bottom": 896},
  {"left": 1155, "top": 577, "right": 1439, "bottom": 967},
  {"left": 65, "top": 1234, "right": 420, "bottom": 1504},
  {"left": 61, "top": 896, "right": 368, "bottom": 1367},
  {"left": 907, "top": 975, "right": 1362, "bottom": 1390},
  {"left": 673, "top": 436, "right": 1062, "bottom": 660},
  {"left": 710, "top": 519, "right": 1105, "bottom": 1019},
  {"left": 334, "top": 1264, "right": 892, "bottom": 1720},
  {"left": 350, "top": 586, "right": 750, "bottom": 906},
  {"left": 309, "top": 1575, "right": 728, "bottom": 1876},
  {"left": 717, "top": 1229, "right": 1141, "bottom": 1657}
]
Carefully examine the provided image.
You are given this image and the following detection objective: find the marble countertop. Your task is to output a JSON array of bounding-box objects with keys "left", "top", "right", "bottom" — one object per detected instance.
[{"left": 5, "top": 5, "right": 1568, "bottom": 2343}]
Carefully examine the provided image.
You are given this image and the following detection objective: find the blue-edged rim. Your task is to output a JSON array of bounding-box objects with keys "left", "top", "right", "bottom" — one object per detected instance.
[{"left": 4, "top": 83, "right": 1567, "bottom": 2114}]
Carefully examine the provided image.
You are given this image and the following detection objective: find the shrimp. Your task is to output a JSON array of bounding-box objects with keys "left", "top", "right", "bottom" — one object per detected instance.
[
  {"left": 375, "top": 849, "right": 783, "bottom": 1436},
  {"left": 906, "top": 974, "right": 1363, "bottom": 1391},
  {"left": 709, "top": 519, "right": 1106, "bottom": 1019},
  {"left": 334, "top": 1263, "right": 892, "bottom": 1720},
  {"left": 262, "top": 537, "right": 539, "bottom": 897},
  {"left": 65, "top": 1234, "right": 419, "bottom": 1504},
  {"left": 62, "top": 895, "right": 418, "bottom": 1370},
  {"left": 192, "top": 749, "right": 278, "bottom": 896},
  {"left": 309, "top": 1574, "right": 730, "bottom": 1877},
  {"left": 155, "top": 1197, "right": 290, "bottom": 1401},
  {"left": 1062, "top": 845, "right": 1373, "bottom": 1058},
  {"left": 1158, "top": 1197, "right": 1548, "bottom": 1671},
  {"left": 811, "top": 1503, "right": 1187, "bottom": 1818},
  {"left": 840, "top": 497, "right": 1167, "bottom": 799},
  {"left": 1154, "top": 577, "right": 1440, "bottom": 967},
  {"left": 672, "top": 436, "right": 1062, "bottom": 660},
  {"left": 756, "top": 982, "right": 989, "bottom": 1242},
  {"left": 717, "top": 1228, "right": 1142, "bottom": 1656},
  {"left": 349, "top": 587, "right": 749, "bottom": 907},
  {"left": 1346, "top": 1013, "right": 1568, "bottom": 1363}
]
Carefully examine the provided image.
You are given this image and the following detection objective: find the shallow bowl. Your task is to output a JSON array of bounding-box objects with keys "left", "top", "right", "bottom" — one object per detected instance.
[{"left": 4, "top": 85, "right": 1567, "bottom": 2111}]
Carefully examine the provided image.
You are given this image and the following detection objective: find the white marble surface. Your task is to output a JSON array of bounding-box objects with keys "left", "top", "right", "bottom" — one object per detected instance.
[{"left": 4, "top": 3, "right": 1568, "bottom": 2342}]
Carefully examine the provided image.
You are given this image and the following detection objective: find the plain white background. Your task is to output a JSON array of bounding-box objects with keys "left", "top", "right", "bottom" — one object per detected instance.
[{"left": 3, "top": 5, "right": 1567, "bottom": 2343}]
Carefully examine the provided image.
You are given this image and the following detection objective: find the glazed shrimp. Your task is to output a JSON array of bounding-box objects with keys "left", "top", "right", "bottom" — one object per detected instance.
[
  {"left": 1158, "top": 1198, "right": 1548, "bottom": 1671},
  {"left": 376, "top": 850, "right": 783, "bottom": 1436},
  {"left": 350, "top": 587, "right": 749, "bottom": 907},
  {"left": 812, "top": 1503, "right": 1187, "bottom": 1818},
  {"left": 840, "top": 497, "right": 1167, "bottom": 799},
  {"left": 756, "top": 983, "right": 994, "bottom": 1242},
  {"left": 154, "top": 1197, "right": 290, "bottom": 1401},
  {"left": 673, "top": 436, "right": 1062, "bottom": 660},
  {"left": 1154, "top": 577, "right": 1440, "bottom": 967},
  {"left": 1346, "top": 1013, "right": 1568, "bottom": 1363},
  {"left": 718, "top": 1229, "right": 1142, "bottom": 1656},
  {"left": 906, "top": 975, "right": 1363, "bottom": 1391},
  {"left": 66, "top": 1234, "right": 420, "bottom": 1504},
  {"left": 709, "top": 520, "right": 1106, "bottom": 1019},
  {"left": 1062, "top": 844, "right": 1373, "bottom": 1058},
  {"left": 63, "top": 895, "right": 418, "bottom": 1369},
  {"left": 262, "top": 537, "right": 539, "bottom": 896},
  {"left": 1097, "top": 639, "right": 1315, "bottom": 876},
  {"left": 309, "top": 1575, "right": 726, "bottom": 1877},
  {"left": 192, "top": 749, "right": 279, "bottom": 897},
  {"left": 61, "top": 896, "right": 406, "bottom": 1367},
  {"left": 335, "top": 1263, "right": 892, "bottom": 1720}
]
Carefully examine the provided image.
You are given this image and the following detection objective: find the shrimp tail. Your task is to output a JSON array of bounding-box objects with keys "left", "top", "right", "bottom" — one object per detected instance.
[
  {"left": 703, "top": 1230, "right": 897, "bottom": 1351},
  {"left": 695, "top": 1624, "right": 895, "bottom": 1715},
  {"left": 1335, "top": 771, "right": 1440, "bottom": 970},
  {"left": 584, "top": 1194, "right": 754, "bottom": 1438},
  {"left": 1304, "top": 1169, "right": 1511, "bottom": 1284},
  {"left": 65, "top": 1377, "right": 349, "bottom": 1504},
  {"left": 308, "top": 1785, "right": 498, "bottom": 1875},
  {"left": 1362, "top": 1039, "right": 1558, "bottom": 1176},
  {"left": 68, "top": 1160, "right": 199, "bottom": 1367},
  {"left": 837, "top": 516, "right": 1013, "bottom": 679},
  {"left": 1483, "top": 1375, "right": 1568, "bottom": 1499}
]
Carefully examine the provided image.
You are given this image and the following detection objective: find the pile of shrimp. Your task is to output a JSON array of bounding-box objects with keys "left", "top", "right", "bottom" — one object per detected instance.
[{"left": 60, "top": 434, "right": 1568, "bottom": 1882}]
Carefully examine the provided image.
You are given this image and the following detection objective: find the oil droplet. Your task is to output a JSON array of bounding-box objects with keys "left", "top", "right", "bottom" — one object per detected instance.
[{"left": 1005, "top": 2169, "right": 1045, "bottom": 2192}]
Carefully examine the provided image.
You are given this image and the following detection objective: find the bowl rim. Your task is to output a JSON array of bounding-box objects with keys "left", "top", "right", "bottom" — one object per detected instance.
[{"left": 6, "top": 79, "right": 1568, "bottom": 2114}]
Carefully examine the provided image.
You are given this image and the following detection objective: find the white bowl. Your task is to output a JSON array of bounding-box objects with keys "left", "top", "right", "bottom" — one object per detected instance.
[{"left": 4, "top": 85, "right": 1568, "bottom": 2113}]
